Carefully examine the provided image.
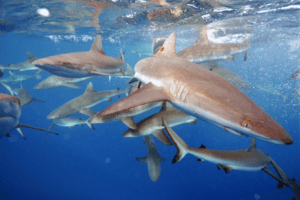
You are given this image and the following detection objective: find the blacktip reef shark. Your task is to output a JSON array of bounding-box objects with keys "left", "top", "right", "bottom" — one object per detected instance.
[
  {"left": 176, "top": 25, "right": 250, "bottom": 63},
  {"left": 0, "top": 71, "right": 35, "bottom": 84},
  {"left": 136, "top": 135, "right": 166, "bottom": 182},
  {"left": 47, "top": 82, "right": 132, "bottom": 119},
  {"left": 290, "top": 68, "right": 300, "bottom": 80},
  {"left": 0, "top": 52, "right": 40, "bottom": 72},
  {"left": 32, "top": 35, "right": 127, "bottom": 78},
  {"left": 122, "top": 102, "right": 196, "bottom": 145},
  {"left": 92, "top": 31, "right": 293, "bottom": 145},
  {"left": 34, "top": 75, "right": 94, "bottom": 89},
  {"left": 0, "top": 93, "right": 57, "bottom": 139},
  {"left": 1, "top": 82, "right": 45, "bottom": 106},
  {"left": 152, "top": 38, "right": 251, "bottom": 90},
  {"left": 254, "top": 83, "right": 289, "bottom": 102},
  {"left": 162, "top": 118, "right": 290, "bottom": 188},
  {"left": 88, "top": 82, "right": 164, "bottom": 130},
  {"left": 48, "top": 117, "right": 94, "bottom": 131}
]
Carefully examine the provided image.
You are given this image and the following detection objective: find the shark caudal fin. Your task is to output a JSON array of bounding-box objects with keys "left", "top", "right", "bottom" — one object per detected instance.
[
  {"left": 162, "top": 118, "right": 189, "bottom": 163},
  {"left": 153, "top": 31, "right": 177, "bottom": 58},
  {"left": 17, "top": 123, "right": 59, "bottom": 135}
]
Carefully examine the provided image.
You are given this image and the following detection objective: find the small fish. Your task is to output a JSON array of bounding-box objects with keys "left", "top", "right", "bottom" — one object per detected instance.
[{"left": 1, "top": 82, "right": 45, "bottom": 106}]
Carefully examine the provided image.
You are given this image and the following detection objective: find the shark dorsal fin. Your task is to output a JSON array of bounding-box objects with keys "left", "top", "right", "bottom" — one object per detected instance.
[
  {"left": 195, "top": 25, "right": 209, "bottom": 45},
  {"left": 27, "top": 52, "right": 37, "bottom": 60},
  {"left": 199, "top": 144, "right": 207, "bottom": 149},
  {"left": 153, "top": 31, "right": 177, "bottom": 58},
  {"left": 90, "top": 35, "right": 106, "bottom": 55},
  {"left": 9, "top": 71, "right": 15, "bottom": 76},
  {"left": 247, "top": 138, "right": 256, "bottom": 152},
  {"left": 84, "top": 82, "right": 95, "bottom": 94}
]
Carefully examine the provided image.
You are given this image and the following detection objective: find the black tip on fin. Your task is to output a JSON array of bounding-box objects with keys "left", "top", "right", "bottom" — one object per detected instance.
[
  {"left": 277, "top": 182, "right": 285, "bottom": 189},
  {"left": 197, "top": 158, "right": 202, "bottom": 162},
  {"left": 199, "top": 144, "right": 206, "bottom": 149},
  {"left": 172, "top": 155, "right": 179, "bottom": 164}
]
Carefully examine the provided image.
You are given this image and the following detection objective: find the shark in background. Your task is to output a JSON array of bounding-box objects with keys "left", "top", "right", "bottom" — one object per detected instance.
[
  {"left": 33, "top": 35, "right": 127, "bottom": 78},
  {"left": 48, "top": 117, "right": 94, "bottom": 131},
  {"left": 0, "top": 71, "right": 35, "bottom": 84},
  {"left": 290, "top": 68, "right": 300, "bottom": 80},
  {"left": 0, "top": 93, "right": 57, "bottom": 139},
  {"left": 1, "top": 82, "right": 45, "bottom": 106},
  {"left": 136, "top": 135, "right": 166, "bottom": 182},
  {"left": 254, "top": 83, "right": 290, "bottom": 102}
]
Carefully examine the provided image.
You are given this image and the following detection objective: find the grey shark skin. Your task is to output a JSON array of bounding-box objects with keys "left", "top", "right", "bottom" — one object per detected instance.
[
  {"left": 122, "top": 102, "right": 196, "bottom": 145},
  {"left": 290, "top": 69, "right": 300, "bottom": 80},
  {"left": 47, "top": 82, "right": 132, "bottom": 119},
  {"left": 136, "top": 135, "right": 166, "bottom": 182},
  {"left": 94, "top": 31, "right": 293, "bottom": 145},
  {"left": 254, "top": 83, "right": 289, "bottom": 102},
  {"left": 33, "top": 35, "right": 126, "bottom": 78},
  {"left": 177, "top": 25, "right": 250, "bottom": 63},
  {"left": 0, "top": 93, "right": 57, "bottom": 139},
  {"left": 34, "top": 75, "right": 94, "bottom": 89},
  {"left": 88, "top": 83, "right": 164, "bottom": 129},
  {"left": 152, "top": 38, "right": 251, "bottom": 90},
  {"left": 0, "top": 52, "right": 39, "bottom": 72},
  {"left": 48, "top": 117, "right": 94, "bottom": 131},
  {"left": 0, "top": 71, "right": 34, "bottom": 84},
  {"left": 1, "top": 82, "right": 45, "bottom": 106}
]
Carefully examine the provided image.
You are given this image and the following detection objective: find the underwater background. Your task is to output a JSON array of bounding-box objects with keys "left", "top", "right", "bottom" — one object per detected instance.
[{"left": 0, "top": 0, "right": 300, "bottom": 199}]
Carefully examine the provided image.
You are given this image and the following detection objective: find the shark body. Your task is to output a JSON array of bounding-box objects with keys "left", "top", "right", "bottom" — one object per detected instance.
[
  {"left": 0, "top": 71, "right": 34, "bottom": 84},
  {"left": 33, "top": 35, "right": 126, "bottom": 78},
  {"left": 254, "top": 83, "right": 289, "bottom": 102},
  {"left": 0, "top": 52, "right": 39, "bottom": 72},
  {"left": 92, "top": 31, "right": 293, "bottom": 145},
  {"left": 48, "top": 117, "right": 94, "bottom": 131}
]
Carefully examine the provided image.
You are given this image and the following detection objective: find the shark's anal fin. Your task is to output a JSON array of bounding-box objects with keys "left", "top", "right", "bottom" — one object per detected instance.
[
  {"left": 121, "top": 117, "right": 137, "bottom": 130},
  {"left": 136, "top": 156, "right": 148, "bottom": 163},
  {"left": 152, "top": 129, "right": 173, "bottom": 146},
  {"left": 93, "top": 82, "right": 170, "bottom": 119},
  {"left": 217, "top": 164, "right": 233, "bottom": 173}
]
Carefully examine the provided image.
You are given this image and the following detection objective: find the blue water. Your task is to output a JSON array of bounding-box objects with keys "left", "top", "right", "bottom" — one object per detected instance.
[{"left": 1, "top": 1, "right": 300, "bottom": 199}]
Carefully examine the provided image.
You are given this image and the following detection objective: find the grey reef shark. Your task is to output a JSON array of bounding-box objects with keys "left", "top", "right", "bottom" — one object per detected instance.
[
  {"left": 122, "top": 102, "right": 197, "bottom": 145},
  {"left": 34, "top": 75, "right": 94, "bottom": 89},
  {"left": 0, "top": 71, "right": 35, "bottom": 84},
  {"left": 152, "top": 38, "right": 251, "bottom": 90},
  {"left": 88, "top": 82, "right": 164, "bottom": 130},
  {"left": 0, "top": 52, "right": 41, "bottom": 73},
  {"left": 254, "top": 83, "right": 289, "bottom": 102},
  {"left": 32, "top": 35, "right": 127, "bottom": 78},
  {"left": 47, "top": 82, "right": 132, "bottom": 119},
  {"left": 1, "top": 82, "right": 45, "bottom": 106},
  {"left": 91, "top": 31, "right": 293, "bottom": 145},
  {"left": 163, "top": 119, "right": 291, "bottom": 187},
  {"left": 136, "top": 135, "right": 166, "bottom": 182},
  {"left": 48, "top": 117, "right": 94, "bottom": 131},
  {"left": 0, "top": 93, "right": 57, "bottom": 139},
  {"left": 290, "top": 68, "right": 300, "bottom": 80}
]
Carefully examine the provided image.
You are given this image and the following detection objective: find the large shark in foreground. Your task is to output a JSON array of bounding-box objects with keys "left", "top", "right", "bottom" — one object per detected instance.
[
  {"left": 1, "top": 82, "right": 45, "bottom": 106},
  {"left": 91, "top": 31, "right": 293, "bottom": 145},
  {"left": 32, "top": 35, "right": 126, "bottom": 78},
  {"left": 0, "top": 93, "right": 57, "bottom": 139},
  {"left": 47, "top": 82, "right": 132, "bottom": 119},
  {"left": 136, "top": 135, "right": 165, "bottom": 182}
]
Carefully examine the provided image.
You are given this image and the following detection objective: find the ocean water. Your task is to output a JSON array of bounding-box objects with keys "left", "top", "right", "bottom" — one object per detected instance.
[{"left": 0, "top": 0, "right": 300, "bottom": 199}]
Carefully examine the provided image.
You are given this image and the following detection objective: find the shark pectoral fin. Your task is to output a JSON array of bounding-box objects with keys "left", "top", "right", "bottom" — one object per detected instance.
[
  {"left": 188, "top": 119, "right": 197, "bottom": 124},
  {"left": 80, "top": 108, "right": 97, "bottom": 117},
  {"left": 244, "top": 51, "right": 249, "bottom": 62},
  {"left": 92, "top": 82, "right": 170, "bottom": 120},
  {"left": 121, "top": 117, "right": 137, "bottom": 129},
  {"left": 5, "top": 133, "right": 11, "bottom": 137},
  {"left": 85, "top": 120, "right": 95, "bottom": 130},
  {"left": 16, "top": 128, "right": 26, "bottom": 140},
  {"left": 32, "top": 98, "right": 45, "bottom": 103},
  {"left": 152, "top": 129, "right": 173, "bottom": 146},
  {"left": 136, "top": 156, "right": 148, "bottom": 163},
  {"left": 227, "top": 56, "right": 235, "bottom": 62},
  {"left": 33, "top": 69, "right": 43, "bottom": 77},
  {"left": 63, "top": 83, "right": 81, "bottom": 89},
  {"left": 247, "top": 138, "right": 256, "bottom": 152},
  {"left": 217, "top": 164, "right": 233, "bottom": 173},
  {"left": 17, "top": 123, "right": 58, "bottom": 135}
]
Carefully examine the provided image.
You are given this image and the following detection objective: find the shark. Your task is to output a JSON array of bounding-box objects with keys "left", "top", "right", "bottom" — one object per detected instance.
[
  {"left": 254, "top": 83, "right": 289, "bottom": 102},
  {"left": 108, "top": 64, "right": 135, "bottom": 82},
  {"left": 0, "top": 67, "right": 3, "bottom": 78},
  {"left": 48, "top": 117, "right": 94, "bottom": 131},
  {"left": 136, "top": 135, "right": 166, "bottom": 182},
  {"left": 88, "top": 82, "right": 164, "bottom": 130},
  {"left": 47, "top": 82, "right": 132, "bottom": 119},
  {"left": 176, "top": 25, "right": 250, "bottom": 63},
  {"left": 92, "top": 31, "right": 293, "bottom": 145},
  {"left": 0, "top": 93, "right": 57, "bottom": 139},
  {"left": 34, "top": 75, "right": 94, "bottom": 89},
  {"left": 290, "top": 69, "right": 300, "bottom": 80},
  {"left": 0, "top": 52, "right": 40, "bottom": 72},
  {"left": 32, "top": 35, "right": 127, "bottom": 78},
  {"left": 0, "top": 71, "right": 35, "bottom": 84},
  {"left": 1, "top": 82, "right": 45, "bottom": 106},
  {"left": 123, "top": 102, "right": 197, "bottom": 145},
  {"left": 152, "top": 38, "right": 251, "bottom": 90}
]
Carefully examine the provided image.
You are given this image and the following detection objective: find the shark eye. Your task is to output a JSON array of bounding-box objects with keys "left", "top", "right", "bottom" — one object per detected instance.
[
  {"left": 158, "top": 46, "right": 164, "bottom": 51},
  {"left": 242, "top": 116, "right": 253, "bottom": 128}
]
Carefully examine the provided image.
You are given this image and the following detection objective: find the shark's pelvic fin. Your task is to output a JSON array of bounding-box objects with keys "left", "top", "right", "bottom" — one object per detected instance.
[
  {"left": 95, "top": 82, "right": 170, "bottom": 118},
  {"left": 90, "top": 35, "right": 106, "bottom": 55},
  {"left": 16, "top": 128, "right": 26, "bottom": 140},
  {"left": 121, "top": 116, "right": 137, "bottom": 130},
  {"left": 217, "top": 164, "right": 234, "bottom": 173}
]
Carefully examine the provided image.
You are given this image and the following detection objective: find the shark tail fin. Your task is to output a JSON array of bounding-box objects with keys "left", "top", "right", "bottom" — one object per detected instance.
[
  {"left": 17, "top": 123, "right": 59, "bottom": 136},
  {"left": 1, "top": 82, "right": 14, "bottom": 96},
  {"left": 162, "top": 118, "right": 189, "bottom": 163},
  {"left": 16, "top": 128, "right": 26, "bottom": 140},
  {"left": 86, "top": 120, "right": 95, "bottom": 130}
]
